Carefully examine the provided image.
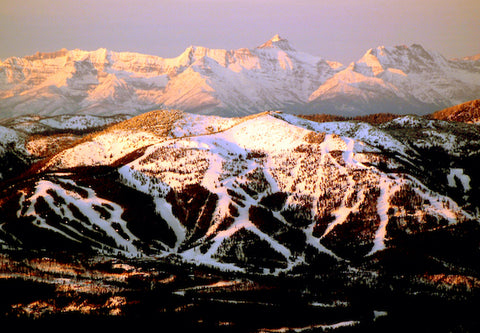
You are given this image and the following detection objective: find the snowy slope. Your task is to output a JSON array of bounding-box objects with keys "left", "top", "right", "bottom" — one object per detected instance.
[
  {"left": 379, "top": 114, "right": 480, "bottom": 156},
  {"left": 0, "top": 114, "right": 130, "bottom": 134},
  {"left": 0, "top": 125, "right": 30, "bottom": 181},
  {"left": 273, "top": 112, "right": 415, "bottom": 158},
  {"left": 1, "top": 37, "right": 479, "bottom": 118},
  {"left": 2, "top": 110, "right": 476, "bottom": 273},
  {"left": 0, "top": 125, "right": 25, "bottom": 155},
  {"left": 0, "top": 114, "right": 131, "bottom": 180},
  {"left": 18, "top": 178, "right": 140, "bottom": 255}
]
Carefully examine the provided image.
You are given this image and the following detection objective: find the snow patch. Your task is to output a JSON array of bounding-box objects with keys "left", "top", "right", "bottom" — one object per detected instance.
[{"left": 447, "top": 168, "right": 471, "bottom": 191}]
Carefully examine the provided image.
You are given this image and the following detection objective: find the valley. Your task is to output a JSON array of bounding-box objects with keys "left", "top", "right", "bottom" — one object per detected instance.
[{"left": 1, "top": 251, "right": 479, "bottom": 332}]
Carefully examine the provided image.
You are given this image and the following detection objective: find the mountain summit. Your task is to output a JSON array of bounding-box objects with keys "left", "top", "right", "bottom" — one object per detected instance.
[
  {"left": 270, "top": 34, "right": 284, "bottom": 42},
  {"left": 0, "top": 38, "right": 479, "bottom": 118},
  {"left": 257, "top": 34, "right": 295, "bottom": 51}
]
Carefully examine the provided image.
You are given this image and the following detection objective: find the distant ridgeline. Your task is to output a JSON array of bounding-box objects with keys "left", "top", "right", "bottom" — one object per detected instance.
[{"left": 1, "top": 36, "right": 479, "bottom": 118}]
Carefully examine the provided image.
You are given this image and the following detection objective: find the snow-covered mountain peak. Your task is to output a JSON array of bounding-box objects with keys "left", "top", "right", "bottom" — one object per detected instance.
[
  {"left": 356, "top": 49, "right": 385, "bottom": 76},
  {"left": 270, "top": 34, "right": 283, "bottom": 42},
  {"left": 258, "top": 34, "right": 295, "bottom": 51},
  {"left": 306, "top": 41, "right": 480, "bottom": 116},
  {"left": 358, "top": 43, "right": 448, "bottom": 73}
]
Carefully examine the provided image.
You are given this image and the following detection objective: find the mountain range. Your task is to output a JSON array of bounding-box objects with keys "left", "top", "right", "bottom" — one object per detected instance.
[{"left": 1, "top": 35, "right": 479, "bottom": 118}]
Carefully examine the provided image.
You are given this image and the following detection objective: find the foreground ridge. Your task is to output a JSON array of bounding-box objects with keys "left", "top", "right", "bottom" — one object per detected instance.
[{"left": 0, "top": 110, "right": 478, "bottom": 275}]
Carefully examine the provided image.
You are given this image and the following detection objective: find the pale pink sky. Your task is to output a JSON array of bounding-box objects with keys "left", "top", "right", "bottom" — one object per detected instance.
[{"left": 1, "top": 0, "right": 478, "bottom": 63}]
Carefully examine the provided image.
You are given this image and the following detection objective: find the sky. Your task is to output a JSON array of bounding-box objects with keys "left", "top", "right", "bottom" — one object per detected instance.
[{"left": 1, "top": 0, "right": 479, "bottom": 64}]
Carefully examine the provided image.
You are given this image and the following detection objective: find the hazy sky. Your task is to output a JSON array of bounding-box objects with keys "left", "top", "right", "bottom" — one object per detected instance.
[{"left": 1, "top": 0, "right": 479, "bottom": 64}]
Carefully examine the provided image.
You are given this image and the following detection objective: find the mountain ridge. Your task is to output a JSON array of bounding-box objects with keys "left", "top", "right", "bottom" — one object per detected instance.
[
  {"left": 1, "top": 36, "right": 479, "bottom": 118},
  {"left": 427, "top": 99, "right": 480, "bottom": 123}
]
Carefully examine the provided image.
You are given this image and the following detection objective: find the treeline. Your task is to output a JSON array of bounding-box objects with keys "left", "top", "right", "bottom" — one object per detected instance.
[
  {"left": 299, "top": 113, "right": 402, "bottom": 125},
  {"left": 302, "top": 100, "right": 480, "bottom": 125},
  {"left": 426, "top": 99, "right": 480, "bottom": 123}
]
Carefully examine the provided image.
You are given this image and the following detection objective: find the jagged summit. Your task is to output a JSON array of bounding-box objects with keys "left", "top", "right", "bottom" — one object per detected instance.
[
  {"left": 270, "top": 34, "right": 284, "bottom": 42},
  {"left": 257, "top": 34, "right": 295, "bottom": 51},
  {"left": 358, "top": 43, "right": 445, "bottom": 70}
]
